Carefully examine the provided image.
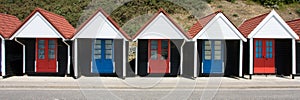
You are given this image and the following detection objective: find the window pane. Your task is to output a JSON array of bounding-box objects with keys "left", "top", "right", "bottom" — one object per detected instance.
[
  {"left": 214, "top": 41, "right": 221, "bottom": 46},
  {"left": 105, "top": 40, "right": 112, "bottom": 44},
  {"left": 48, "top": 40, "right": 56, "bottom": 59},
  {"left": 95, "top": 40, "right": 101, "bottom": 45},
  {"left": 38, "top": 40, "right": 45, "bottom": 59},
  {"left": 205, "top": 51, "right": 211, "bottom": 60},
  {"left": 48, "top": 49, "right": 55, "bottom": 59},
  {"left": 106, "top": 50, "right": 112, "bottom": 54},
  {"left": 38, "top": 40, "right": 45, "bottom": 49},
  {"left": 105, "top": 45, "right": 112, "bottom": 50},
  {"left": 205, "top": 41, "right": 211, "bottom": 46},
  {"left": 106, "top": 55, "right": 112, "bottom": 59},
  {"left": 94, "top": 40, "right": 103, "bottom": 59},
  {"left": 38, "top": 49, "right": 45, "bottom": 59},
  {"left": 161, "top": 40, "right": 168, "bottom": 60},
  {"left": 94, "top": 55, "right": 101, "bottom": 59},
  {"left": 151, "top": 50, "right": 157, "bottom": 60},
  {"left": 205, "top": 46, "right": 211, "bottom": 50},
  {"left": 95, "top": 45, "right": 101, "bottom": 49},
  {"left": 151, "top": 40, "right": 158, "bottom": 50},
  {"left": 214, "top": 51, "right": 221, "bottom": 60},
  {"left": 94, "top": 50, "right": 101, "bottom": 55}
]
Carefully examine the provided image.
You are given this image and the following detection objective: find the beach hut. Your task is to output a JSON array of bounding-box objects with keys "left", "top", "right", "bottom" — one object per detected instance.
[
  {"left": 9, "top": 8, "right": 75, "bottom": 76},
  {"left": 132, "top": 8, "right": 191, "bottom": 76},
  {"left": 72, "top": 8, "right": 131, "bottom": 78},
  {"left": 287, "top": 18, "right": 300, "bottom": 79},
  {"left": 188, "top": 11, "right": 247, "bottom": 77},
  {"left": 239, "top": 10, "right": 299, "bottom": 79},
  {"left": 0, "top": 13, "right": 21, "bottom": 76}
]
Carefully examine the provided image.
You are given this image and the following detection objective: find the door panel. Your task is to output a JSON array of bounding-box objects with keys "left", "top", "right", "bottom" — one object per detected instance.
[
  {"left": 36, "top": 38, "right": 57, "bottom": 72},
  {"left": 254, "top": 39, "right": 275, "bottom": 73},
  {"left": 203, "top": 41, "right": 212, "bottom": 73},
  {"left": 254, "top": 40, "right": 265, "bottom": 73},
  {"left": 264, "top": 40, "right": 275, "bottom": 73},
  {"left": 92, "top": 39, "right": 114, "bottom": 73},
  {"left": 148, "top": 40, "right": 170, "bottom": 73},
  {"left": 202, "top": 40, "right": 224, "bottom": 73}
]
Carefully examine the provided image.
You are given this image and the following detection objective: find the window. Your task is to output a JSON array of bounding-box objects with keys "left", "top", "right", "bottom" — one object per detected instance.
[
  {"left": 161, "top": 40, "right": 168, "bottom": 60},
  {"left": 94, "top": 40, "right": 101, "bottom": 59},
  {"left": 38, "top": 40, "right": 45, "bottom": 59},
  {"left": 214, "top": 41, "right": 222, "bottom": 60},
  {"left": 266, "top": 40, "right": 273, "bottom": 58},
  {"left": 48, "top": 40, "right": 55, "bottom": 59},
  {"left": 204, "top": 41, "right": 212, "bottom": 60},
  {"left": 105, "top": 40, "right": 113, "bottom": 59},
  {"left": 255, "top": 40, "right": 262, "bottom": 58},
  {"left": 150, "top": 40, "right": 158, "bottom": 60}
]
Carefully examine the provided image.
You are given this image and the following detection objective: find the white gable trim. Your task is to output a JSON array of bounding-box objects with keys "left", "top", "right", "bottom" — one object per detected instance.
[
  {"left": 192, "top": 13, "right": 247, "bottom": 42},
  {"left": 248, "top": 10, "right": 299, "bottom": 39},
  {"left": 0, "top": 35, "right": 3, "bottom": 40},
  {"left": 133, "top": 12, "right": 188, "bottom": 41},
  {"left": 72, "top": 11, "right": 128, "bottom": 41},
  {"left": 10, "top": 12, "right": 64, "bottom": 40}
]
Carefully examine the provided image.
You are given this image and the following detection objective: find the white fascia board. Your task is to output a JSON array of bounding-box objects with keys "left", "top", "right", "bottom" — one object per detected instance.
[
  {"left": 73, "top": 12, "right": 128, "bottom": 41},
  {"left": 192, "top": 13, "right": 247, "bottom": 42},
  {"left": 248, "top": 10, "right": 299, "bottom": 39},
  {"left": 10, "top": 12, "right": 63, "bottom": 40},
  {"left": 133, "top": 12, "right": 188, "bottom": 41}
]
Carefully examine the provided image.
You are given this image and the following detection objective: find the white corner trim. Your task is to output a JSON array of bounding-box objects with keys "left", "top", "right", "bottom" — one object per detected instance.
[
  {"left": 1, "top": 39, "right": 5, "bottom": 76},
  {"left": 74, "top": 39, "right": 78, "bottom": 77},
  {"left": 239, "top": 40, "right": 243, "bottom": 77}
]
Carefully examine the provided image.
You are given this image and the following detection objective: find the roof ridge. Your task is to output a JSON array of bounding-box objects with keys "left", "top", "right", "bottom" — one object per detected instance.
[
  {"left": 0, "top": 13, "right": 19, "bottom": 19},
  {"left": 132, "top": 8, "right": 191, "bottom": 40},
  {"left": 36, "top": 8, "right": 66, "bottom": 19},
  {"left": 73, "top": 7, "right": 131, "bottom": 40},
  {"left": 243, "top": 12, "right": 269, "bottom": 23},
  {"left": 286, "top": 18, "right": 300, "bottom": 23}
]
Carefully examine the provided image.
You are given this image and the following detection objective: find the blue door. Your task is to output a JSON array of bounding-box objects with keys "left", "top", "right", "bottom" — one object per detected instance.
[
  {"left": 92, "top": 39, "right": 114, "bottom": 73},
  {"left": 202, "top": 40, "right": 224, "bottom": 73}
]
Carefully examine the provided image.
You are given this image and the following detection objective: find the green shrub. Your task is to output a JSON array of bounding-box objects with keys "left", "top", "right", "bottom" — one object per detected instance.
[
  {"left": 233, "top": 13, "right": 239, "bottom": 17},
  {"left": 253, "top": 0, "right": 298, "bottom": 8},
  {"left": 206, "top": 0, "right": 213, "bottom": 3},
  {"left": 227, "top": 0, "right": 236, "bottom": 3},
  {"left": 217, "top": 5, "right": 223, "bottom": 8},
  {"left": 296, "top": 8, "right": 300, "bottom": 15}
]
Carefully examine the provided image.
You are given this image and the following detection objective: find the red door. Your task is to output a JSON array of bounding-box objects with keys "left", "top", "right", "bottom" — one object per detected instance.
[
  {"left": 36, "top": 38, "right": 57, "bottom": 72},
  {"left": 148, "top": 40, "right": 170, "bottom": 73},
  {"left": 254, "top": 39, "right": 275, "bottom": 73}
]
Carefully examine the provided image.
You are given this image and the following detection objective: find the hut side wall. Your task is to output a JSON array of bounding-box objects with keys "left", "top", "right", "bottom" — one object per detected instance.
[
  {"left": 114, "top": 39, "right": 124, "bottom": 78},
  {"left": 5, "top": 40, "right": 23, "bottom": 76},
  {"left": 182, "top": 41, "right": 195, "bottom": 78},
  {"left": 170, "top": 39, "right": 182, "bottom": 76},
  {"left": 275, "top": 39, "right": 292, "bottom": 75},
  {"left": 77, "top": 39, "right": 93, "bottom": 76},
  {"left": 197, "top": 40, "right": 203, "bottom": 76},
  {"left": 296, "top": 42, "right": 300, "bottom": 74},
  {"left": 224, "top": 40, "right": 240, "bottom": 76},
  {"left": 137, "top": 39, "right": 148, "bottom": 76}
]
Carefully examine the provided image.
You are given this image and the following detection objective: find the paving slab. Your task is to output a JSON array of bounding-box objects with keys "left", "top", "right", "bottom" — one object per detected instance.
[{"left": 0, "top": 75, "right": 299, "bottom": 89}]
